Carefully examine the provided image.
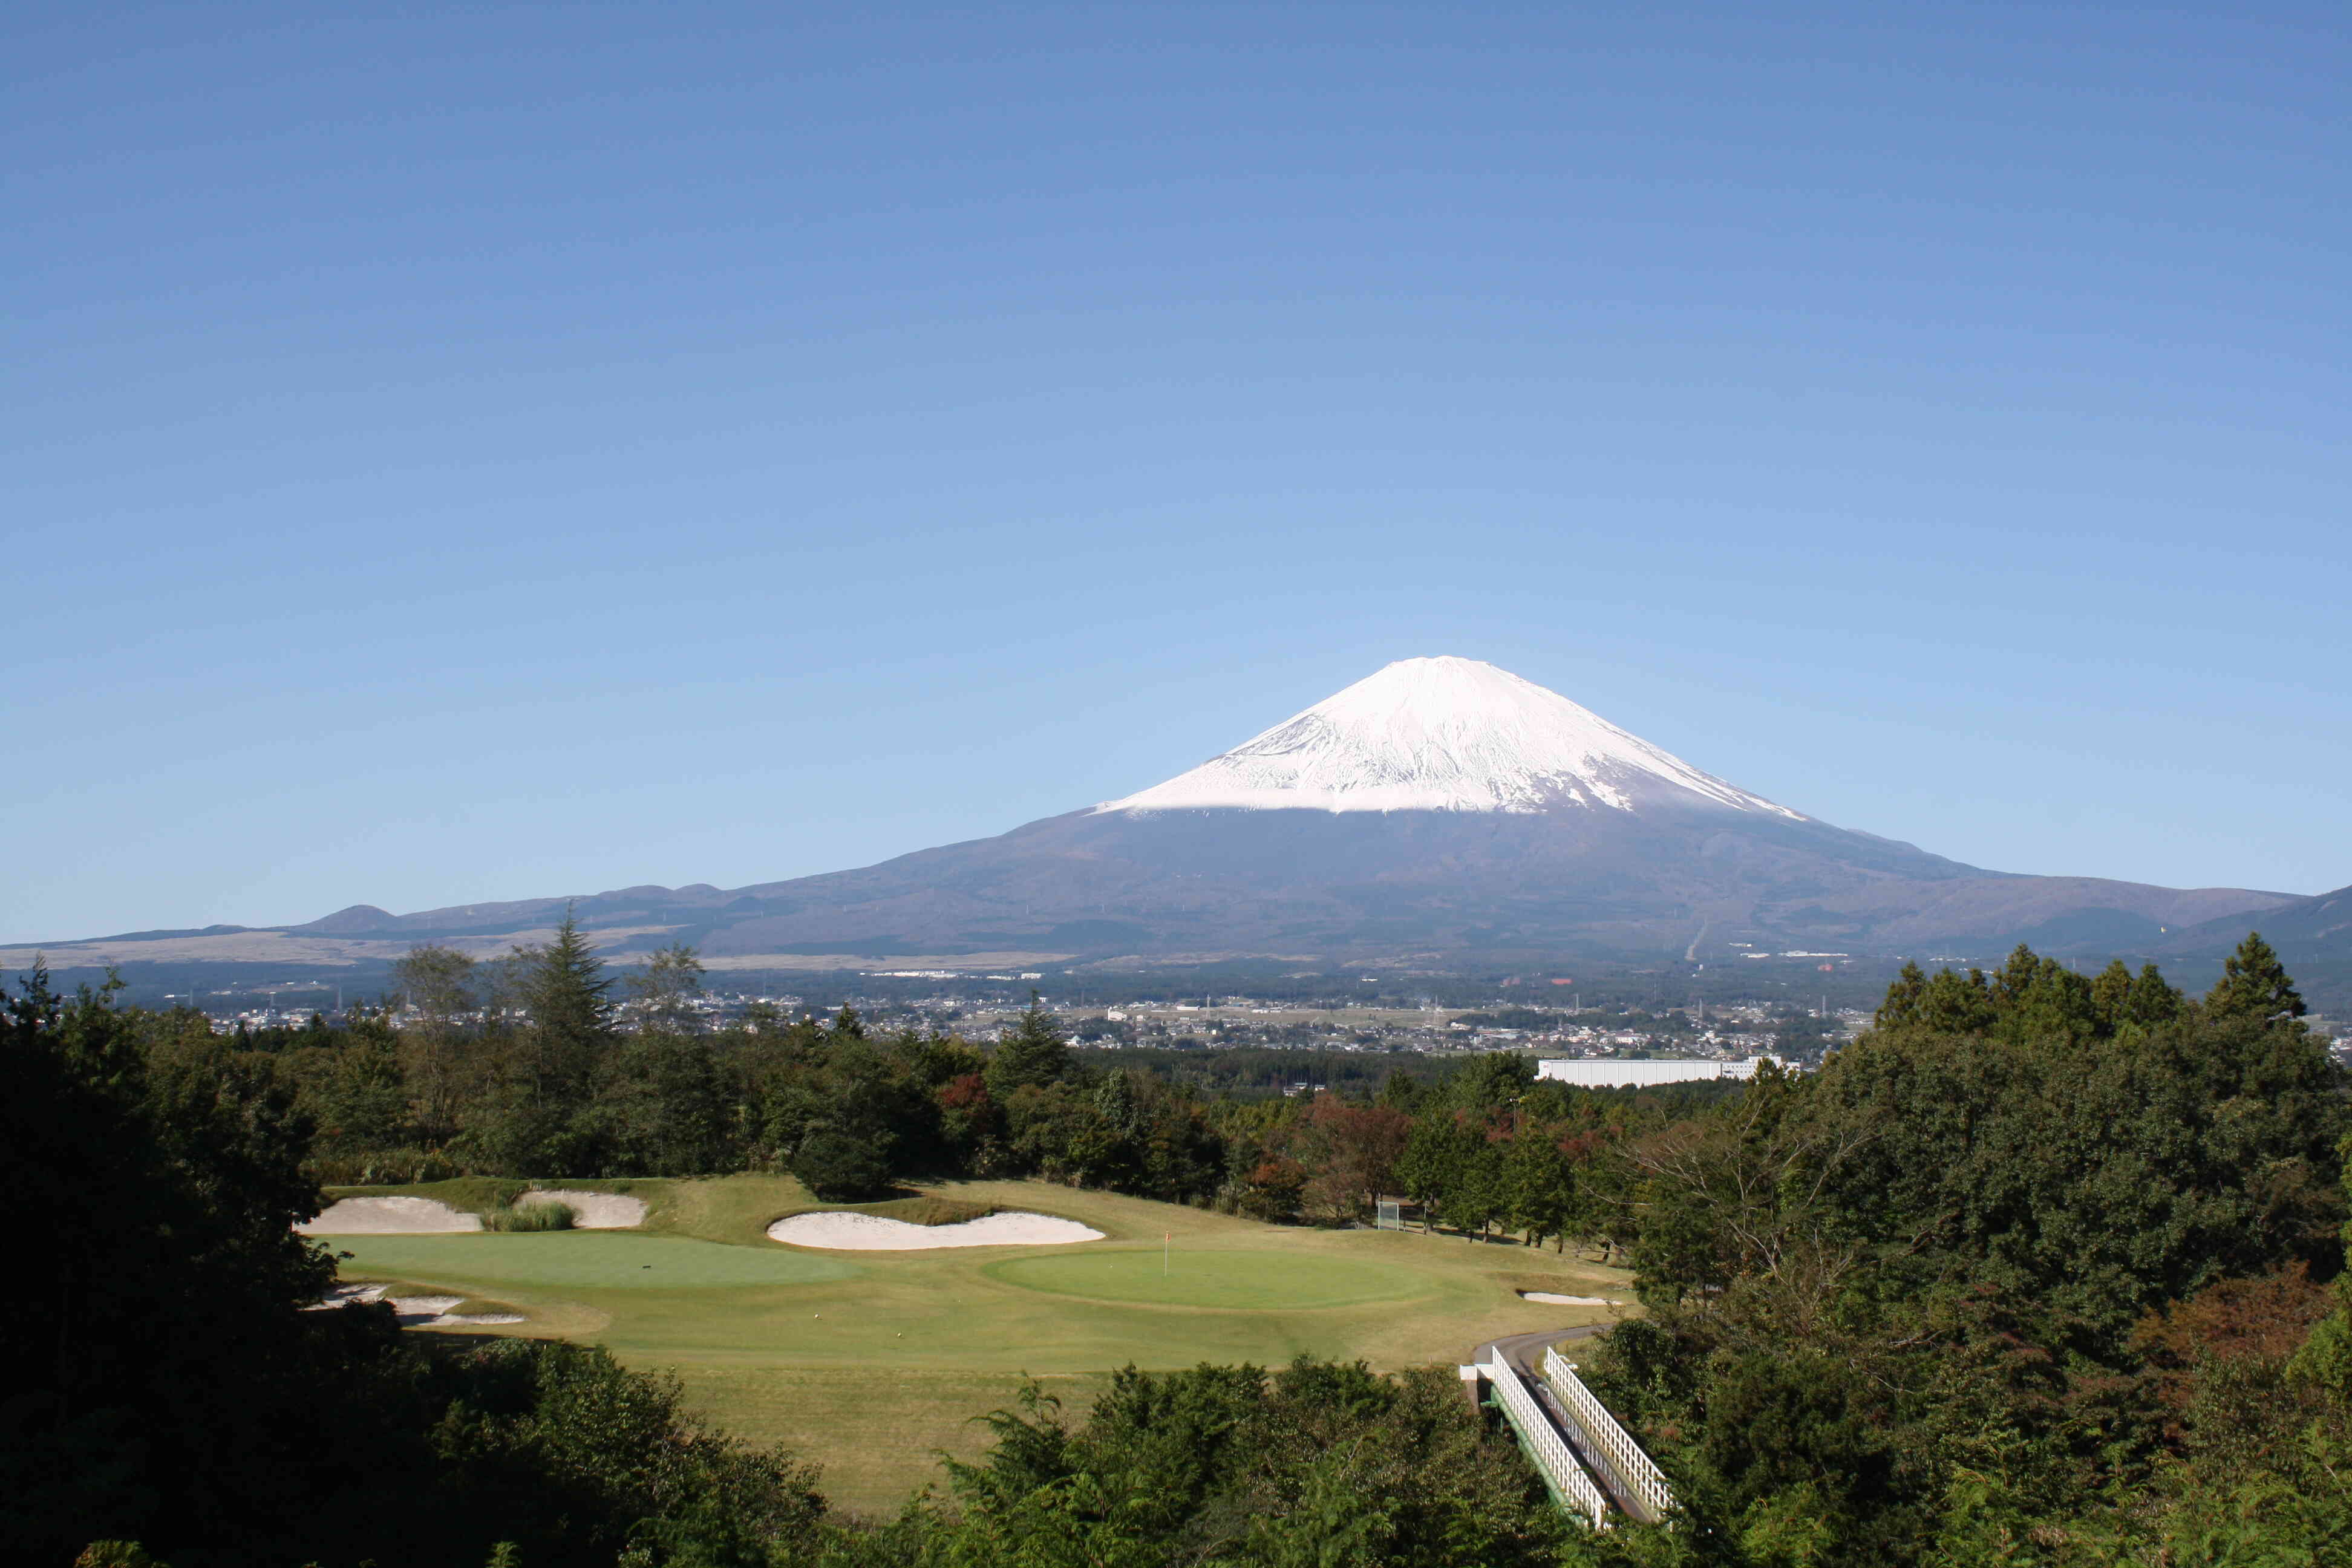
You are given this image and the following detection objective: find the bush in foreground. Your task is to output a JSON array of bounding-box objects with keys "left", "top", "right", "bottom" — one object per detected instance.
[{"left": 831, "top": 1357, "right": 1581, "bottom": 1568}]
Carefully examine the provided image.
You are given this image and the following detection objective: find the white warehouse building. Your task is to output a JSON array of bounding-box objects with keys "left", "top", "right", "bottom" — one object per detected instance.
[{"left": 1536, "top": 1056, "right": 1783, "bottom": 1089}]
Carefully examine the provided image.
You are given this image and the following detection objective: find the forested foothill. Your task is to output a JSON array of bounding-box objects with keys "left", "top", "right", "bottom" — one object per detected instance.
[{"left": 11, "top": 924, "right": 2352, "bottom": 1565}]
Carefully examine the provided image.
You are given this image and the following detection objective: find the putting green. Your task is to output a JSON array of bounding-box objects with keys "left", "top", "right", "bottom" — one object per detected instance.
[
  {"left": 983, "top": 1247, "right": 1431, "bottom": 1310},
  {"left": 331, "top": 1231, "right": 858, "bottom": 1290}
]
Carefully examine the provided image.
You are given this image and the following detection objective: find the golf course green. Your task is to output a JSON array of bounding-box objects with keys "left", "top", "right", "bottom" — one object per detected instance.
[
  {"left": 985, "top": 1247, "right": 1429, "bottom": 1309},
  {"left": 333, "top": 1230, "right": 860, "bottom": 1289},
  {"left": 318, "top": 1175, "right": 1633, "bottom": 1514}
]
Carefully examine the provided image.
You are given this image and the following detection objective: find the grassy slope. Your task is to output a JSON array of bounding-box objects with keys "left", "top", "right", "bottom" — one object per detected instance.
[{"left": 322, "top": 1175, "right": 1633, "bottom": 1516}]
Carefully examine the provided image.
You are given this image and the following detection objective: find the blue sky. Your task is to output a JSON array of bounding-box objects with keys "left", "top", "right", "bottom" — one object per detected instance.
[{"left": 5, "top": 2, "right": 2347, "bottom": 942}]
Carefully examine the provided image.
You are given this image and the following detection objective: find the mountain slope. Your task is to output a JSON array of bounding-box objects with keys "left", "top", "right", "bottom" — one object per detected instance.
[
  {"left": 8, "top": 657, "right": 2302, "bottom": 975},
  {"left": 2162, "top": 881, "right": 2352, "bottom": 979}
]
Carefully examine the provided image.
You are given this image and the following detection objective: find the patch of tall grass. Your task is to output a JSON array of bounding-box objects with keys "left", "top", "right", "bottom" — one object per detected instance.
[
  {"left": 482, "top": 1198, "right": 578, "bottom": 1232},
  {"left": 867, "top": 1195, "right": 997, "bottom": 1227}
]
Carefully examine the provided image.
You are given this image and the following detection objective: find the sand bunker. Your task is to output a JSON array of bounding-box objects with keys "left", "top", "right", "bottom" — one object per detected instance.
[
  {"left": 521, "top": 1189, "right": 647, "bottom": 1229},
  {"left": 1520, "top": 1291, "right": 1623, "bottom": 1307},
  {"left": 298, "top": 1190, "right": 645, "bottom": 1233},
  {"left": 310, "top": 1282, "right": 523, "bottom": 1326},
  {"left": 766, "top": 1210, "right": 1104, "bottom": 1250},
  {"left": 298, "top": 1196, "right": 482, "bottom": 1235}
]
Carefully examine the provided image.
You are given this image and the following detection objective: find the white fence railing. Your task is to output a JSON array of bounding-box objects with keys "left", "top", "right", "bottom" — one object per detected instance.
[
  {"left": 1480, "top": 1356, "right": 1609, "bottom": 1530},
  {"left": 1542, "top": 1347, "right": 1675, "bottom": 1523}
]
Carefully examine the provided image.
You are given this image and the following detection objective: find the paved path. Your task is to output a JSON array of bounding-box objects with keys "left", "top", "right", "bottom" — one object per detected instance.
[{"left": 1473, "top": 1321, "right": 1612, "bottom": 1378}]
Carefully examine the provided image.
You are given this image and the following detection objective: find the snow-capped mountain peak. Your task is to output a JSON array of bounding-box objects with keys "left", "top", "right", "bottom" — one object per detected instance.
[{"left": 1094, "top": 656, "right": 1803, "bottom": 818}]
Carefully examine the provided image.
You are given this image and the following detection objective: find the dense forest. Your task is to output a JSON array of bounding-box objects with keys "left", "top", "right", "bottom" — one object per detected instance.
[{"left": 9, "top": 926, "right": 2351, "bottom": 1564}]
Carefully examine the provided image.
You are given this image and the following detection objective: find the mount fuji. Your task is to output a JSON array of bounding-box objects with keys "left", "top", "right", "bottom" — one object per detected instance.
[
  {"left": 15, "top": 656, "right": 2300, "bottom": 981},
  {"left": 1095, "top": 658, "right": 1804, "bottom": 819}
]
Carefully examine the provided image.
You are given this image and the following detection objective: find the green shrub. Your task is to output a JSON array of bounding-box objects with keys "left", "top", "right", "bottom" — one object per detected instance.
[{"left": 790, "top": 1128, "right": 894, "bottom": 1201}]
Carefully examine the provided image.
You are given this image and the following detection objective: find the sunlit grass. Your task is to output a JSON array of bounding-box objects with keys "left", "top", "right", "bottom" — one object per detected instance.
[{"left": 331, "top": 1176, "right": 1635, "bottom": 1514}]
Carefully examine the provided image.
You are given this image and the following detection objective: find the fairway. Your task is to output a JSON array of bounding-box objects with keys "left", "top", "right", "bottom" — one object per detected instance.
[
  {"left": 333, "top": 1230, "right": 860, "bottom": 1289},
  {"left": 986, "top": 1247, "right": 1428, "bottom": 1309},
  {"left": 326, "top": 1175, "right": 1634, "bottom": 1515}
]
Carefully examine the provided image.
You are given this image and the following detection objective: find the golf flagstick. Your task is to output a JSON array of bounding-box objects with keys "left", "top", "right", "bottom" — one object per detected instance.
[{"left": 1163, "top": 1231, "right": 1170, "bottom": 1277}]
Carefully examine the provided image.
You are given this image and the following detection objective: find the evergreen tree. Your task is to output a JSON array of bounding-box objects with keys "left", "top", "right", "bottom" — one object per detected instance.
[
  {"left": 1450, "top": 1133, "right": 1510, "bottom": 1241},
  {"left": 2206, "top": 930, "right": 2306, "bottom": 1022},
  {"left": 1094, "top": 1068, "right": 1147, "bottom": 1141},
  {"left": 1504, "top": 1128, "right": 1578, "bottom": 1251},
  {"left": 1998, "top": 954, "right": 2099, "bottom": 1045},
  {"left": 595, "top": 1030, "right": 729, "bottom": 1175},
  {"left": 2107, "top": 959, "right": 2145, "bottom": 1030},
  {"left": 1991, "top": 943, "right": 2043, "bottom": 1011},
  {"left": 985, "top": 995, "right": 1068, "bottom": 1096},
  {"left": 514, "top": 905, "right": 614, "bottom": 1105},
  {"left": 2128, "top": 961, "right": 2186, "bottom": 1027},
  {"left": 1445, "top": 1051, "right": 1534, "bottom": 1112},
  {"left": 1396, "top": 1111, "right": 1477, "bottom": 1232},
  {"left": 2089, "top": 958, "right": 2135, "bottom": 1031},
  {"left": 1375, "top": 1067, "right": 1423, "bottom": 1111},
  {"left": 1875, "top": 961, "right": 1929, "bottom": 1029},
  {"left": 1916, "top": 965, "right": 1997, "bottom": 1034},
  {"left": 1878, "top": 948, "right": 2190, "bottom": 1046}
]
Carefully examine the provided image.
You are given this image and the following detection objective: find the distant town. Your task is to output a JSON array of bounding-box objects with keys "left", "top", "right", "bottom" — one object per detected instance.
[
  {"left": 169, "top": 975, "right": 2351, "bottom": 1081},
  {"left": 177, "top": 981, "right": 1851, "bottom": 1060}
]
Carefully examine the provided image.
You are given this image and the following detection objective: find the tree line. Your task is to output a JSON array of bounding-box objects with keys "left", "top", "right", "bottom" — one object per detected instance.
[
  {"left": 250, "top": 911, "right": 1726, "bottom": 1224},
  {"left": 1563, "top": 932, "right": 2352, "bottom": 1564}
]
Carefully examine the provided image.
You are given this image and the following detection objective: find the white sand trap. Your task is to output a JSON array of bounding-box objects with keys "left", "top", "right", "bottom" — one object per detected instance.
[
  {"left": 1520, "top": 1291, "right": 1624, "bottom": 1307},
  {"left": 309, "top": 1282, "right": 523, "bottom": 1327},
  {"left": 298, "top": 1196, "right": 482, "bottom": 1234},
  {"left": 766, "top": 1210, "right": 1104, "bottom": 1250},
  {"left": 309, "top": 1282, "right": 393, "bottom": 1310},
  {"left": 388, "top": 1295, "right": 524, "bottom": 1327},
  {"left": 521, "top": 1189, "right": 647, "bottom": 1229}
]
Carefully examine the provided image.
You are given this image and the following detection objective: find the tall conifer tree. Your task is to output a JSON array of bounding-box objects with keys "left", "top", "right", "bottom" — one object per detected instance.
[
  {"left": 1875, "top": 961, "right": 1929, "bottom": 1029},
  {"left": 2089, "top": 959, "right": 2135, "bottom": 1031},
  {"left": 2126, "top": 962, "right": 2184, "bottom": 1027},
  {"left": 2205, "top": 930, "right": 2305, "bottom": 1021},
  {"left": 516, "top": 905, "right": 613, "bottom": 1102},
  {"left": 985, "top": 994, "right": 1069, "bottom": 1096}
]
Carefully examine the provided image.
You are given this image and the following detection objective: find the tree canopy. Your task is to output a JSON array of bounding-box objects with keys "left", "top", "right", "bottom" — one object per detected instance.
[{"left": 1575, "top": 940, "right": 2352, "bottom": 1566}]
